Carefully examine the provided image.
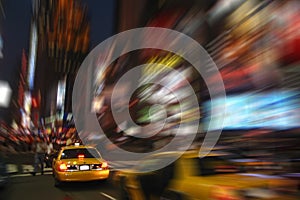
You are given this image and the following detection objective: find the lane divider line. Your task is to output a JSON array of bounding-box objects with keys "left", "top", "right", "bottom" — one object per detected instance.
[{"left": 99, "top": 192, "right": 117, "bottom": 200}]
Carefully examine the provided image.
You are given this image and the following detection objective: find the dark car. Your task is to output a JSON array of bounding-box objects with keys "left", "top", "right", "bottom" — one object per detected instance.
[
  {"left": 0, "top": 154, "right": 8, "bottom": 188},
  {"left": 44, "top": 150, "right": 59, "bottom": 168}
]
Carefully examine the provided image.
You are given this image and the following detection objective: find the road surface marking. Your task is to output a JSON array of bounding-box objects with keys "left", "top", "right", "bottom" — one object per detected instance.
[
  {"left": 11, "top": 173, "right": 34, "bottom": 178},
  {"left": 99, "top": 192, "right": 117, "bottom": 200}
]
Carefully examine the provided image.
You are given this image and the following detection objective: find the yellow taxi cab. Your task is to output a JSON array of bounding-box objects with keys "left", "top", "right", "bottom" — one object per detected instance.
[
  {"left": 52, "top": 143, "right": 109, "bottom": 187},
  {"left": 115, "top": 150, "right": 298, "bottom": 200}
]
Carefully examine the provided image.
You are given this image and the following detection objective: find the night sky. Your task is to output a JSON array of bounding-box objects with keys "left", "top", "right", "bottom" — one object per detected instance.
[
  {"left": 0, "top": 0, "right": 31, "bottom": 88},
  {"left": 0, "top": 0, "right": 116, "bottom": 121},
  {"left": 85, "top": 0, "right": 116, "bottom": 50}
]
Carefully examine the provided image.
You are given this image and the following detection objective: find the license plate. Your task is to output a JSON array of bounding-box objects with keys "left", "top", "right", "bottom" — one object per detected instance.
[{"left": 79, "top": 165, "right": 89, "bottom": 171}]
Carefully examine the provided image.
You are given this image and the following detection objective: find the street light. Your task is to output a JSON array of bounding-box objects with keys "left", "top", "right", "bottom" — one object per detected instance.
[{"left": 0, "top": 80, "right": 12, "bottom": 108}]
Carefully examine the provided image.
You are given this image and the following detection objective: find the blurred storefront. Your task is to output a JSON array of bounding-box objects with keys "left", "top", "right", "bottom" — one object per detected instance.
[
  {"left": 32, "top": 0, "right": 90, "bottom": 131},
  {"left": 13, "top": 0, "right": 299, "bottom": 153},
  {"left": 90, "top": 0, "right": 300, "bottom": 152},
  {"left": 90, "top": 0, "right": 221, "bottom": 150}
]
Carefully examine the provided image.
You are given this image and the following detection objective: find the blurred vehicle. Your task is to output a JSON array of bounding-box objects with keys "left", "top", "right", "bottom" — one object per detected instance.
[
  {"left": 0, "top": 154, "right": 8, "bottom": 188},
  {"left": 52, "top": 144, "right": 109, "bottom": 187},
  {"left": 114, "top": 151, "right": 298, "bottom": 200}
]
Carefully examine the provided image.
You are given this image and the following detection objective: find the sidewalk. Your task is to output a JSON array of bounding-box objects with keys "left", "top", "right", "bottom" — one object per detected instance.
[
  {"left": 6, "top": 163, "right": 52, "bottom": 175},
  {"left": 3, "top": 152, "right": 52, "bottom": 175}
]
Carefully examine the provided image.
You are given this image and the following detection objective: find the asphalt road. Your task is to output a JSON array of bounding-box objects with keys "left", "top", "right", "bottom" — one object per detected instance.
[{"left": 0, "top": 173, "right": 120, "bottom": 200}]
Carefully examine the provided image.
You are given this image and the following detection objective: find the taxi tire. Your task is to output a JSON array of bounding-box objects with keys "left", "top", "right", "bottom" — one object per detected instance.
[
  {"left": 98, "top": 178, "right": 108, "bottom": 184},
  {"left": 160, "top": 190, "right": 184, "bottom": 200},
  {"left": 54, "top": 178, "right": 62, "bottom": 187},
  {"left": 120, "top": 177, "right": 130, "bottom": 200}
]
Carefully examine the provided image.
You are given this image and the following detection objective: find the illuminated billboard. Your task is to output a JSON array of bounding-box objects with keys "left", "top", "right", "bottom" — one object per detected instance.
[{"left": 203, "top": 91, "right": 300, "bottom": 130}]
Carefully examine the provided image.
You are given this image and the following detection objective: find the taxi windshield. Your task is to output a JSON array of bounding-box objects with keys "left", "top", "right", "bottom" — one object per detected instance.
[
  {"left": 61, "top": 148, "right": 101, "bottom": 159},
  {"left": 135, "top": 154, "right": 177, "bottom": 173},
  {"left": 196, "top": 156, "right": 241, "bottom": 176}
]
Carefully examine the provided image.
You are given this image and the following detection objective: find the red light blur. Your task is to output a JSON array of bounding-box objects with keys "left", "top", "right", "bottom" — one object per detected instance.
[
  {"left": 101, "top": 162, "right": 108, "bottom": 168},
  {"left": 32, "top": 98, "right": 38, "bottom": 107},
  {"left": 58, "top": 163, "right": 67, "bottom": 171},
  {"left": 78, "top": 154, "right": 85, "bottom": 159}
]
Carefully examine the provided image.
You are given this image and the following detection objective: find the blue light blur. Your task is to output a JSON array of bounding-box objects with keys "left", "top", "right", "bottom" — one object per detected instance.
[{"left": 203, "top": 90, "right": 300, "bottom": 130}]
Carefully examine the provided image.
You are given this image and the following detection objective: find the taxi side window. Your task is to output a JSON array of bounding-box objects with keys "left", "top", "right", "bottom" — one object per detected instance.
[{"left": 197, "top": 157, "right": 218, "bottom": 176}]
